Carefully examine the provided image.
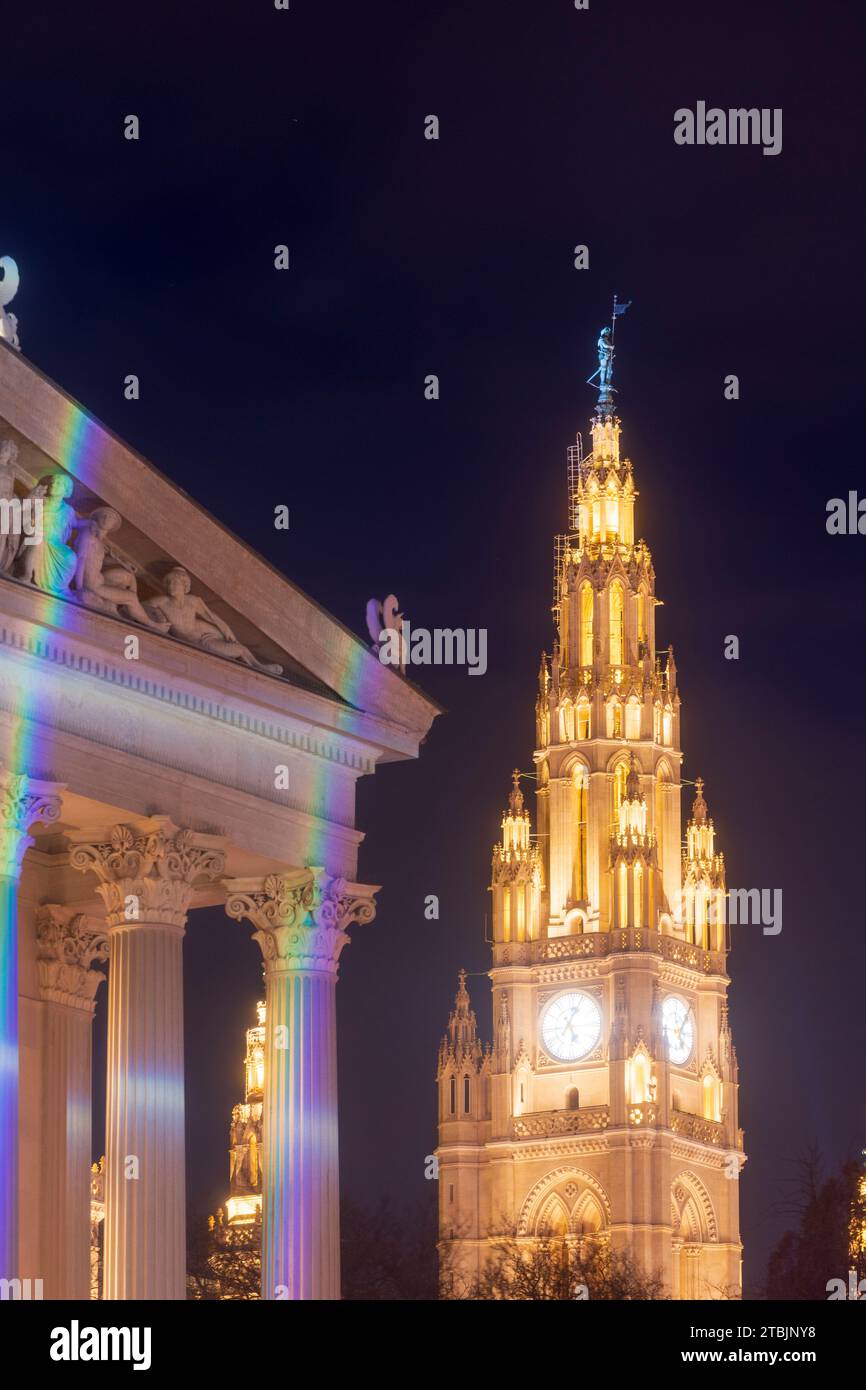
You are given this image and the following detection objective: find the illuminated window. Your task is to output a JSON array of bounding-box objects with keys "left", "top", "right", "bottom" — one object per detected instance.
[
  {"left": 703, "top": 1073, "right": 721, "bottom": 1122},
  {"left": 655, "top": 774, "right": 666, "bottom": 869},
  {"left": 591, "top": 499, "right": 601, "bottom": 538},
  {"left": 618, "top": 860, "right": 628, "bottom": 929},
  {"left": 573, "top": 765, "right": 587, "bottom": 900},
  {"left": 633, "top": 861, "right": 644, "bottom": 927},
  {"left": 662, "top": 706, "right": 672, "bottom": 745},
  {"left": 625, "top": 698, "right": 641, "bottom": 740},
  {"left": 612, "top": 702, "right": 623, "bottom": 738},
  {"left": 580, "top": 583, "right": 593, "bottom": 666},
  {"left": 609, "top": 582, "right": 624, "bottom": 665},
  {"left": 606, "top": 491, "right": 619, "bottom": 538},
  {"left": 613, "top": 760, "right": 629, "bottom": 813},
  {"left": 560, "top": 700, "right": 575, "bottom": 742},
  {"left": 577, "top": 700, "right": 590, "bottom": 740},
  {"left": 653, "top": 704, "right": 661, "bottom": 743}
]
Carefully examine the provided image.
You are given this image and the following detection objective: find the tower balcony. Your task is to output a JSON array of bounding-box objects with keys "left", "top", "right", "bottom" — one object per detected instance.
[{"left": 512, "top": 1105, "right": 610, "bottom": 1138}]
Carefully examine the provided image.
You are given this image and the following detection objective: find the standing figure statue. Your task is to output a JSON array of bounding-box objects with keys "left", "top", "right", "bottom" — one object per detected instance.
[
  {"left": 597, "top": 326, "right": 614, "bottom": 397},
  {"left": 144, "top": 566, "right": 283, "bottom": 675},
  {"left": 72, "top": 506, "right": 169, "bottom": 630},
  {"left": 15, "top": 474, "right": 77, "bottom": 594}
]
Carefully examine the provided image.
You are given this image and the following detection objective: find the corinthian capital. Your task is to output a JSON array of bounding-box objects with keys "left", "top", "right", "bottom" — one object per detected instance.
[
  {"left": 68, "top": 817, "right": 226, "bottom": 928},
  {"left": 0, "top": 769, "right": 63, "bottom": 878},
  {"left": 36, "top": 905, "right": 109, "bottom": 1010},
  {"left": 225, "top": 868, "right": 379, "bottom": 976}
]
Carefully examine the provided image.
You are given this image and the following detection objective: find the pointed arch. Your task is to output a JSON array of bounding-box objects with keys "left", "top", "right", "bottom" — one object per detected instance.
[
  {"left": 671, "top": 1171, "right": 718, "bottom": 1243},
  {"left": 518, "top": 1167, "right": 612, "bottom": 1237}
]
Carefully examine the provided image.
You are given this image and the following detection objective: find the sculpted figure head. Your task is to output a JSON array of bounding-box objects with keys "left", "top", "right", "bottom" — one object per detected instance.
[
  {"left": 165, "top": 566, "right": 192, "bottom": 598},
  {"left": 90, "top": 506, "right": 122, "bottom": 537},
  {"left": 45, "top": 473, "right": 74, "bottom": 501}
]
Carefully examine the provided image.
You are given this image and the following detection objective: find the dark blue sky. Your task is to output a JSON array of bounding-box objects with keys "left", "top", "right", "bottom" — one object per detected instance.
[{"left": 6, "top": 0, "right": 865, "bottom": 1291}]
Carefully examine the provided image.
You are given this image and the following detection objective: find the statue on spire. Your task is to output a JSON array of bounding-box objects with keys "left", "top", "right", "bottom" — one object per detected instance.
[{"left": 586, "top": 296, "right": 631, "bottom": 414}]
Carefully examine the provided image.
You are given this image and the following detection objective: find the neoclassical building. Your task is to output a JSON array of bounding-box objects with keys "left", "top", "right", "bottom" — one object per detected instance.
[
  {"left": 436, "top": 335, "right": 745, "bottom": 1299},
  {"left": 0, "top": 335, "right": 438, "bottom": 1299}
]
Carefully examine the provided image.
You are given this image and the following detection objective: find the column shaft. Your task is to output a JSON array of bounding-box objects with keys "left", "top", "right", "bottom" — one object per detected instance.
[
  {"left": 41, "top": 1002, "right": 96, "bottom": 1297},
  {"left": 265, "top": 969, "right": 339, "bottom": 1299},
  {"left": 104, "top": 921, "right": 186, "bottom": 1300},
  {"left": 0, "top": 875, "right": 18, "bottom": 1278}
]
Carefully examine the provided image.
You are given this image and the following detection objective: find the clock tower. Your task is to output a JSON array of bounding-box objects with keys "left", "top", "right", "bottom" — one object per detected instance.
[{"left": 435, "top": 327, "right": 745, "bottom": 1299}]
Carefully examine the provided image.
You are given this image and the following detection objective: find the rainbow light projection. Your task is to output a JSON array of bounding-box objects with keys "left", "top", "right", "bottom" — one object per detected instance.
[
  {"left": 0, "top": 390, "right": 394, "bottom": 1287},
  {"left": 0, "top": 397, "right": 108, "bottom": 1275}
]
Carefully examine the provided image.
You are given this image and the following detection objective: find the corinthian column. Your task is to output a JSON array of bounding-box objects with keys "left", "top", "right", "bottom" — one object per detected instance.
[
  {"left": 225, "top": 869, "right": 378, "bottom": 1300},
  {"left": 69, "top": 819, "right": 225, "bottom": 1300},
  {"left": 36, "top": 906, "right": 108, "bottom": 1299},
  {"left": 0, "top": 770, "right": 62, "bottom": 1282}
]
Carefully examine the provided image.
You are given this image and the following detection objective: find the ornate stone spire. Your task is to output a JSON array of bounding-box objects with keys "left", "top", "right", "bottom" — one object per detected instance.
[
  {"left": 691, "top": 776, "right": 708, "bottom": 825},
  {"left": 508, "top": 768, "right": 524, "bottom": 817},
  {"left": 625, "top": 751, "right": 643, "bottom": 804}
]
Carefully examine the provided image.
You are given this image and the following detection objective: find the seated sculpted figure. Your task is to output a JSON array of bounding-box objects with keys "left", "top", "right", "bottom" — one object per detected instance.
[
  {"left": 15, "top": 473, "right": 77, "bottom": 594},
  {"left": 145, "top": 566, "right": 283, "bottom": 675},
  {"left": 72, "top": 507, "right": 169, "bottom": 630}
]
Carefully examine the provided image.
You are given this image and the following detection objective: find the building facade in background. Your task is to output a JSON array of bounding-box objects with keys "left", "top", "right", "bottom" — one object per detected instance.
[
  {"left": 436, "top": 344, "right": 745, "bottom": 1299},
  {"left": 0, "top": 340, "right": 438, "bottom": 1300}
]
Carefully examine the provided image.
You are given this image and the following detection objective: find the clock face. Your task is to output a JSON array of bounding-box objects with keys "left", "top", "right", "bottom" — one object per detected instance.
[
  {"left": 541, "top": 992, "right": 601, "bottom": 1062},
  {"left": 662, "top": 996, "right": 694, "bottom": 1066}
]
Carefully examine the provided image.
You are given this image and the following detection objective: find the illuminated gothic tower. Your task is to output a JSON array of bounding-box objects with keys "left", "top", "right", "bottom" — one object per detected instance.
[{"left": 436, "top": 328, "right": 745, "bottom": 1299}]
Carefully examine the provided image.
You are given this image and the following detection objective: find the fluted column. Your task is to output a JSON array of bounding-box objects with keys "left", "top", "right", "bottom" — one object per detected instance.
[
  {"left": 69, "top": 820, "right": 225, "bottom": 1300},
  {"left": 0, "top": 770, "right": 62, "bottom": 1281},
  {"left": 36, "top": 906, "right": 108, "bottom": 1298},
  {"left": 225, "top": 869, "right": 378, "bottom": 1300}
]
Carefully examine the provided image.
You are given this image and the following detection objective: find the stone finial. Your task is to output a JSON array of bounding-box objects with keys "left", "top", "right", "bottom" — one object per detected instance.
[
  {"left": 691, "top": 777, "right": 709, "bottom": 825},
  {"left": 35, "top": 905, "right": 108, "bottom": 1010},
  {"left": 68, "top": 818, "right": 226, "bottom": 928},
  {"left": 0, "top": 769, "right": 63, "bottom": 878},
  {"left": 225, "top": 868, "right": 379, "bottom": 976},
  {"left": 508, "top": 769, "right": 524, "bottom": 816}
]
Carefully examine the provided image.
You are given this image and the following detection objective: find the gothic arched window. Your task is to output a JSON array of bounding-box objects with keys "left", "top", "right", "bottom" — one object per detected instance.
[
  {"left": 463, "top": 1075, "right": 470, "bottom": 1114},
  {"left": 609, "top": 582, "right": 624, "bottom": 666},
  {"left": 566, "top": 1087, "right": 580, "bottom": 1111},
  {"left": 449, "top": 1077, "right": 456, "bottom": 1115},
  {"left": 580, "top": 583, "right": 594, "bottom": 667}
]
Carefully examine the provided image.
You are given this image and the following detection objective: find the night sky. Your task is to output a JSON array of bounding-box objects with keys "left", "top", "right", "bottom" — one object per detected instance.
[{"left": 5, "top": 0, "right": 865, "bottom": 1293}]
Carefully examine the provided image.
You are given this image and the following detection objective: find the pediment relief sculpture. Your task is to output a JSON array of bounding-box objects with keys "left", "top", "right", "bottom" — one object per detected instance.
[
  {"left": 144, "top": 567, "right": 282, "bottom": 675},
  {"left": 0, "top": 453, "right": 283, "bottom": 676}
]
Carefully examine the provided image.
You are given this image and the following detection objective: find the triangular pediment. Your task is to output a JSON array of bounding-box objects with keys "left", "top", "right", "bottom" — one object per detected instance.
[{"left": 0, "top": 345, "right": 439, "bottom": 758}]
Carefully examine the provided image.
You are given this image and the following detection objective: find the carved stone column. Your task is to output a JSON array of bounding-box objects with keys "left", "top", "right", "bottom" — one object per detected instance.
[
  {"left": 225, "top": 869, "right": 377, "bottom": 1300},
  {"left": 36, "top": 906, "right": 108, "bottom": 1299},
  {"left": 69, "top": 819, "right": 225, "bottom": 1300},
  {"left": 0, "top": 770, "right": 62, "bottom": 1280}
]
